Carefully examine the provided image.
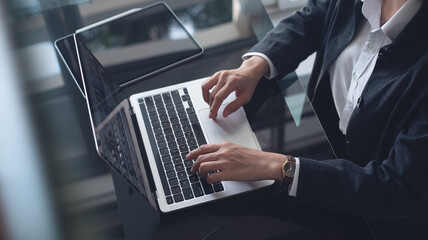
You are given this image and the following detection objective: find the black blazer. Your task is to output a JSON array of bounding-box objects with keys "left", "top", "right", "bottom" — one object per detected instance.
[{"left": 250, "top": 0, "right": 428, "bottom": 239}]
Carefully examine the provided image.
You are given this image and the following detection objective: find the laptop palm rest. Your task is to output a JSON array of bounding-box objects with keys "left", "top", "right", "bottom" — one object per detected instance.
[{"left": 198, "top": 105, "right": 259, "bottom": 149}]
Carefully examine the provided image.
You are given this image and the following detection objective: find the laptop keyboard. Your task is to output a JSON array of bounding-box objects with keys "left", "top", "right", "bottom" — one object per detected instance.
[{"left": 139, "top": 88, "right": 224, "bottom": 205}]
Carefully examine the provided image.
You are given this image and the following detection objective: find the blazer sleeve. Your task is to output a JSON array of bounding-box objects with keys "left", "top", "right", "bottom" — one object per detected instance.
[
  {"left": 248, "top": 0, "right": 332, "bottom": 78},
  {"left": 295, "top": 100, "right": 428, "bottom": 221}
]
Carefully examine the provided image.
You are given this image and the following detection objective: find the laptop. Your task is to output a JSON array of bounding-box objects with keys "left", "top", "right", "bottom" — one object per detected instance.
[{"left": 74, "top": 2, "right": 273, "bottom": 213}]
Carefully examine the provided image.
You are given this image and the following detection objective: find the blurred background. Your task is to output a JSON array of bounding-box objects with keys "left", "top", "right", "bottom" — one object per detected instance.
[{"left": 0, "top": 0, "right": 311, "bottom": 239}]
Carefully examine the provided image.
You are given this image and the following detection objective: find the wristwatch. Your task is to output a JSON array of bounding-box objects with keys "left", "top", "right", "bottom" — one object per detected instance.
[{"left": 281, "top": 155, "right": 296, "bottom": 186}]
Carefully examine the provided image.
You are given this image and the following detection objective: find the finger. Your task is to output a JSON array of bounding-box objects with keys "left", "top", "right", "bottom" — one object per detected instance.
[
  {"left": 206, "top": 171, "right": 228, "bottom": 184},
  {"left": 198, "top": 161, "right": 223, "bottom": 177},
  {"left": 201, "top": 73, "right": 220, "bottom": 103},
  {"left": 186, "top": 143, "right": 221, "bottom": 161},
  {"left": 191, "top": 151, "right": 222, "bottom": 174},
  {"left": 210, "top": 84, "right": 235, "bottom": 120},
  {"left": 223, "top": 96, "right": 248, "bottom": 118},
  {"left": 208, "top": 79, "right": 226, "bottom": 106}
]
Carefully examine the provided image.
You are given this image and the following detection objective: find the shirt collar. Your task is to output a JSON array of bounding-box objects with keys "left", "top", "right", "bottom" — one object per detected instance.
[{"left": 361, "top": 0, "right": 423, "bottom": 41}]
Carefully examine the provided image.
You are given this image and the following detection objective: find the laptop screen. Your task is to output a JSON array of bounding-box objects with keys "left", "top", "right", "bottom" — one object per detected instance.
[
  {"left": 76, "top": 35, "right": 151, "bottom": 197},
  {"left": 75, "top": 2, "right": 203, "bottom": 86}
]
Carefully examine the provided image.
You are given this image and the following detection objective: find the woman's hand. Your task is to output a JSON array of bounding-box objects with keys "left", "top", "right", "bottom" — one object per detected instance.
[
  {"left": 187, "top": 142, "right": 285, "bottom": 184},
  {"left": 202, "top": 56, "right": 269, "bottom": 119}
]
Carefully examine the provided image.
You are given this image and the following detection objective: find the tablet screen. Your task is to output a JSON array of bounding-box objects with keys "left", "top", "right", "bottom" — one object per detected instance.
[{"left": 75, "top": 2, "right": 203, "bottom": 87}]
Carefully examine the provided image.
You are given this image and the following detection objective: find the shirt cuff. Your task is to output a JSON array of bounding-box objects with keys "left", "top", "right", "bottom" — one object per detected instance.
[
  {"left": 242, "top": 52, "right": 279, "bottom": 79},
  {"left": 288, "top": 157, "right": 300, "bottom": 197}
]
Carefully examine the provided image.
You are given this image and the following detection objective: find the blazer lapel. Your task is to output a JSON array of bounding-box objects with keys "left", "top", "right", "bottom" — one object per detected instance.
[{"left": 314, "top": 0, "right": 363, "bottom": 93}]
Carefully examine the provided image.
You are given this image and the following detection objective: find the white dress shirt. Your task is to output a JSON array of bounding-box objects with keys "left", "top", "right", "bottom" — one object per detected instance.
[{"left": 243, "top": 0, "right": 422, "bottom": 196}]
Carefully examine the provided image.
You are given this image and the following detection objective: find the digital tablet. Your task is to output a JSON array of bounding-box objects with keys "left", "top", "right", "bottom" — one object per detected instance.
[
  {"left": 54, "top": 34, "right": 86, "bottom": 97},
  {"left": 74, "top": 2, "right": 204, "bottom": 87}
]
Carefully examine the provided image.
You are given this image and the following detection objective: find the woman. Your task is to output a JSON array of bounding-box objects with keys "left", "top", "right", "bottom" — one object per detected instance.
[{"left": 187, "top": 0, "right": 428, "bottom": 239}]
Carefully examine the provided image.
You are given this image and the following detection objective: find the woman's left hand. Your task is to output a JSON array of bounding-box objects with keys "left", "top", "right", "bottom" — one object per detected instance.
[{"left": 187, "top": 142, "right": 285, "bottom": 184}]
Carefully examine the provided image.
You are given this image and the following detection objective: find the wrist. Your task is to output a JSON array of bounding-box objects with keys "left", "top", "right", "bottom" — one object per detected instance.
[
  {"left": 266, "top": 153, "right": 287, "bottom": 181},
  {"left": 240, "top": 56, "right": 269, "bottom": 80}
]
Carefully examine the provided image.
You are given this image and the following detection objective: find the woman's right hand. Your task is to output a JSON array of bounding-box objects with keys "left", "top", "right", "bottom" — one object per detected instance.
[{"left": 202, "top": 56, "right": 270, "bottom": 119}]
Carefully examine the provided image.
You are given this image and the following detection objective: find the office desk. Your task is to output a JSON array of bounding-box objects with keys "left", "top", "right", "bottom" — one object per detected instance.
[{"left": 44, "top": 0, "right": 335, "bottom": 239}]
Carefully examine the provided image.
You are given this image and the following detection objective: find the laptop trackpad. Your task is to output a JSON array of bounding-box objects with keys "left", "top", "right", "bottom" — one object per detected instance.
[{"left": 198, "top": 105, "right": 259, "bottom": 149}]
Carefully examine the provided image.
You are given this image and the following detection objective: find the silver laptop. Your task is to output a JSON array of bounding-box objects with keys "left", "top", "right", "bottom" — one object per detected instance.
[{"left": 74, "top": 3, "right": 273, "bottom": 213}]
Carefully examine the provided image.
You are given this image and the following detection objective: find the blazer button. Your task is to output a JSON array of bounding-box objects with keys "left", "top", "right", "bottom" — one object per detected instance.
[{"left": 357, "top": 97, "right": 364, "bottom": 108}]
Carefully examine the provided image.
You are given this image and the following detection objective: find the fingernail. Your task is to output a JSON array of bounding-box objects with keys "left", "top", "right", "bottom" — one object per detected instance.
[
  {"left": 209, "top": 112, "right": 214, "bottom": 118},
  {"left": 190, "top": 167, "right": 194, "bottom": 173}
]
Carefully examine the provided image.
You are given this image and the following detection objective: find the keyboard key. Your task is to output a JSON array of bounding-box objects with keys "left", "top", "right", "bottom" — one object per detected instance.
[
  {"left": 161, "top": 120, "right": 170, "bottom": 128},
  {"left": 192, "top": 123, "right": 207, "bottom": 145},
  {"left": 164, "top": 162, "right": 173, "bottom": 170},
  {"left": 164, "top": 127, "right": 173, "bottom": 135},
  {"left": 180, "top": 118, "right": 190, "bottom": 125},
  {"left": 172, "top": 123, "right": 181, "bottom": 131},
  {"left": 153, "top": 94, "right": 162, "bottom": 102},
  {"left": 171, "top": 185, "right": 181, "bottom": 194},
  {"left": 144, "top": 97, "right": 154, "bottom": 105},
  {"left": 179, "top": 144, "right": 188, "bottom": 152},
  {"left": 166, "top": 170, "right": 176, "bottom": 178},
  {"left": 189, "top": 174, "right": 199, "bottom": 183},
  {"left": 160, "top": 147, "right": 169, "bottom": 156},
  {"left": 177, "top": 171, "right": 187, "bottom": 179},
  {"left": 162, "top": 92, "right": 172, "bottom": 103},
  {"left": 149, "top": 112, "right": 158, "bottom": 120},
  {"left": 160, "top": 114, "right": 168, "bottom": 121},
  {"left": 175, "top": 131, "right": 184, "bottom": 138},
  {"left": 200, "top": 178, "right": 214, "bottom": 195},
  {"left": 166, "top": 196, "right": 174, "bottom": 205},
  {"left": 151, "top": 119, "right": 160, "bottom": 126},
  {"left": 187, "top": 138, "right": 196, "bottom": 146},
  {"left": 158, "top": 140, "right": 167, "bottom": 148},
  {"left": 183, "top": 124, "right": 192, "bottom": 132},
  {"left": 182, "top": 95, "right": 190, "bottom": 101},
  {"left": 155, "top": 133, "right": 164, "bottom": 141},
  {"left": 176, "top": 104, "right": 184, "bottom": 111},
  {"left": 182, "top": 187, "right": 194, "bottom": 200},
  {"left": 213, "top": 182, "right": 224, "bottom": 192},
  {"left": 189, "top": 113, "right": 198, "bottom": 123},
  {"left": 158, "top": 107, "right": 166, "bottom": 115},
  {"left": 169, "top": 177, "right": 179, "bottom": 186},
  {"left": 161, "top": 155, "right": 171, "bottom": 162},
  {"left": 185, "top": 132, "right": 195, "bottom": 139},
  {"left": 166, "top": 134, "right": 175, "bottom": 142},
  {"left": 175, "top": 163, "right": 185, "bottom": 172},
  {"left": 165, "top": 103, "right": 175, "bottom": 112},
  {"left": 183, "top": 88, "right": 188, "bottom": 94},
  {"left": 168, "top": 141, "right": 177, "bottom": 149},
  {"left": 172, "top": 156, "right": 182, "bottom": 164},
  {"left": 180, "top": 179, "right": 190, "bottom": 188},
  {"left": 177, "top": 137, "right": 186, "bottom": 145},
  {"left": 191, "top": 183, "right": 204, "bottom": 197},
  {"left": 153, "top": 126, "right": 162, "bottom": 133},
  {"left": 170, "top": 148, "right": 180, "bottom": 156},
  {"left": 170, "top": 117, "right": 179, "bottom": 124},
  {"left": 186, "top": 107, "right": 195, "bottom": 114},
  {"left": 178, "top": 111, "right": 187, "bottom": 119},
  {"left": 186, "top": 167, "right": 192, "bottom": 175},
  {"left": 173, "top": 193, "right": 184, "bottom": 203},
  {"left": 188, "top": 101, "right": 193, "bottom": 107},
  {"left": 171, "top": 90, "right": 181, "bottom": 103},
  {"left": 148, "top": 105, "right": 156, "bottom": 113}
]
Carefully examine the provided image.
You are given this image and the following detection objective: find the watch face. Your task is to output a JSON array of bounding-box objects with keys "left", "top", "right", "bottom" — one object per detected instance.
[{"left": 284, "top": 162, "right": 296, "bottom": 177}]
